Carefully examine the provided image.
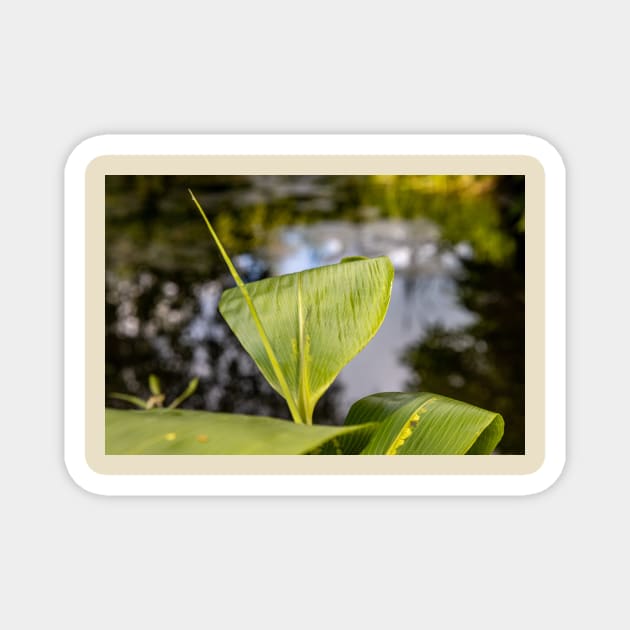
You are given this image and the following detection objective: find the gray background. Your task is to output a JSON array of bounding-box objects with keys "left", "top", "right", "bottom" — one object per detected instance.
[{"left": 1, "top": 1, "right": 626, "bottom": 628}]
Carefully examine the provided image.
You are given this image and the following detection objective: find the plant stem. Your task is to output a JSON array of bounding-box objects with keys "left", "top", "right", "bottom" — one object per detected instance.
[{"left": 188, "top": 189, "right": 305, "bottom": 424}]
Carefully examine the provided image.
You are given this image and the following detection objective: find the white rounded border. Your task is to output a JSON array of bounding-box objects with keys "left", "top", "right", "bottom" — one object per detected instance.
[{"left": 64, "top": 134, "right": 565, "bottom": 496}]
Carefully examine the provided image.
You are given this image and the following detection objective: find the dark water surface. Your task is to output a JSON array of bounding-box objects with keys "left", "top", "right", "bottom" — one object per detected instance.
[{"left": 106, "top": 175, "right": 525, "bottom": 453}]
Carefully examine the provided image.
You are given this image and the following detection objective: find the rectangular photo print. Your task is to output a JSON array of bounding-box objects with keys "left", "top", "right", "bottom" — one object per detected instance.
[{"left": 106, "top": 173, "right": 523, "bottom": 454}]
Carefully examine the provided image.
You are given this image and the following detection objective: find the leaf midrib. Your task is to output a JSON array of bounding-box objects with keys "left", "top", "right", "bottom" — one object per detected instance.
[{"left": 296, "top": 273, "right": 313, "bottom": 424}]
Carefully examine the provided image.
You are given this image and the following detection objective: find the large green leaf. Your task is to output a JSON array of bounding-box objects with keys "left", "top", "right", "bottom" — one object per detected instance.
[
  {"left": 344, "top": 392, "right": 504, "bottom": 454},
  {"left": 106, "top": 408, "right": 374, "bottom": 455},
  {"left": 218, "top": 256, "right": 394, "bottom": 424}
]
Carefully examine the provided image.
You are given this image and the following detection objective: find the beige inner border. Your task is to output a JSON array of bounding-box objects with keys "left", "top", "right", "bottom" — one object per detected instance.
[{"left": 86, "top": 155, "right": 544, "bottom": 475}]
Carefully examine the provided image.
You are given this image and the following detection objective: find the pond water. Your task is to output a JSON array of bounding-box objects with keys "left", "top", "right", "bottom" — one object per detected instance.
[{"left": 106, "top": 175, "right": 525, "bottom": 452}]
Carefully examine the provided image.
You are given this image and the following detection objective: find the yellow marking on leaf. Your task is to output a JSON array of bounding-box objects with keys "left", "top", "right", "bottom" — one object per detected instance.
[
  {"left": 164, "top": 432, "right": 177, "bottom": 441},
  {"left": 386, "top": 397, "right": 438, "bottom": 455},
  {"left": 196, "top": 434, "right": 209, "bottom": 443}
]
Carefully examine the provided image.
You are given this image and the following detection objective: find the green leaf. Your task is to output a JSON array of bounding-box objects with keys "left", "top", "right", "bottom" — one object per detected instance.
[
  {"left": 148, "top": 374, "right": 162, "bottom": 395},
  {"left": 167, "top": 377, "right": 199, "bottom": 409},
  {"left": 106, "top": 408, "right": 374, "bottom": 455},
  {"left": 189, "top": 189, "right": 394, "bottom": 425},
  {"left": 313, "top": 422, "right": 377, "bottom": 454},
  {"left": 219, "top": 256, "right": 394, "bottom": 425},
  {"left": 109, "top": 393, "right": 148, "bottom": 409},
  {"left": 344, "top": 392, "right": 504, "bottom": 454}
]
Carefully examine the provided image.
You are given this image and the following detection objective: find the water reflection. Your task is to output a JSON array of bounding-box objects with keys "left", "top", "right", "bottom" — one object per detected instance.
[{"left": 106, "top": 175, "right": 525, "bottom": 451}]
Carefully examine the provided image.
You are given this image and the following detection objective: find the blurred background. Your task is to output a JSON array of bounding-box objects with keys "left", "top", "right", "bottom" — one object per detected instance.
[{"left": 106, "top": 174, "right": 525, "bottom": 453}]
